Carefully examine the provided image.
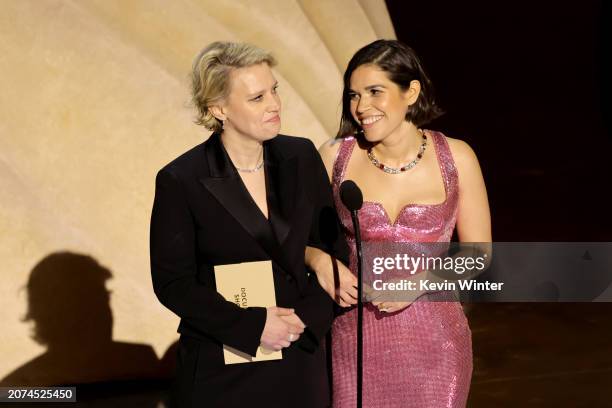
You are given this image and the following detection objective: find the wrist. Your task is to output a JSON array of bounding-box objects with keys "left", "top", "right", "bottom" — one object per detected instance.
[{"left": 306, "top": 246, "right": 329, "bottom": 274}]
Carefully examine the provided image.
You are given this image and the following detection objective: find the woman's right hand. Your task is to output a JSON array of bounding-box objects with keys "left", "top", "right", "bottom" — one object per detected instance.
[
  {"left": 316, "top": 256, "right": 358, "bottom": 307},
  {"left": 260, "top": 307, "right": 301, "bottom": 351},
  {"left": 305, "top": 246, "right": 357, "bottom": 307}
]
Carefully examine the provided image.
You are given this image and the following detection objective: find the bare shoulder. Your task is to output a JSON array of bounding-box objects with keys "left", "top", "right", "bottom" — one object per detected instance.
[
  {"left": 318, "top": 137, "right": 343, "bottom": 159},
  {"left": 444, "top": 135, "right": 481, "bottom": 170},
  {"left": 317, "top": 138, "right": 344, "bottom": 174}
]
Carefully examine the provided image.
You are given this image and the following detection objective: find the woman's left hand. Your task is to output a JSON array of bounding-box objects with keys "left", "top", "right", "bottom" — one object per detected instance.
[
  {"left": 280, "top": 312, "right": 306, "bottom": 335},
  {"left": 371, "top": 300, "right": 411, "bottom": 313}
]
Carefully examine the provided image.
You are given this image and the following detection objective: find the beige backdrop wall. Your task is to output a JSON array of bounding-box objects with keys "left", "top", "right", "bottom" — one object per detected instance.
[{"left": 0, "top": 0, "right": 394, "bottom": 385}]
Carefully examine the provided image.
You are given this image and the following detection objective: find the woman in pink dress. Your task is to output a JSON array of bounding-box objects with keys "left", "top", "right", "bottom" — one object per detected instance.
[{"left": 306, "top": 40, "right": 491, "bottom": 407}]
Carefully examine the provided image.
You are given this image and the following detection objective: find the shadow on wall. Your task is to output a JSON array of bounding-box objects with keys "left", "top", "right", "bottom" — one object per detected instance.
[{"left": 1, "top": 252, "right": 171, "bottom": 387}]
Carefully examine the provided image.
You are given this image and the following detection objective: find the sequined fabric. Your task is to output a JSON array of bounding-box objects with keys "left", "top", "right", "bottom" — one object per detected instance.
[{"left": 331, "top": 131, "right": 472, "bottom": 408}]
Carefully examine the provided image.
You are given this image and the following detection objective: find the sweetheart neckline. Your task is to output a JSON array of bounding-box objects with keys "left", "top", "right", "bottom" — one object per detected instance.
[
  {"left": 334, "top": 130, "right": 454, "bottom": 226},
  {"left": 361, "top": 199, "right": 448, "bottom": 226}
]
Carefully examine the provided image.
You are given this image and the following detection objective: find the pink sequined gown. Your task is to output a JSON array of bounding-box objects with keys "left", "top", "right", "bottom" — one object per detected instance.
[{"left": 331, "top": 131, "right": 472, "bottom": 408}]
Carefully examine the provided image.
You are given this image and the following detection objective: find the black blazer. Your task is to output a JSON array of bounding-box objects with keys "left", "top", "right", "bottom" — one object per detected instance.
[{"left": 150, "top": 133, "right": 347, "bottom": 408}]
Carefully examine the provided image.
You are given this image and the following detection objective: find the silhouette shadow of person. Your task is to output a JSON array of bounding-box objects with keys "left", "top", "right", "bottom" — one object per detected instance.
[
  {"left": 159, "top": 341, "right": 178, "bottom": 379},
  {"left": 1, "top": 252, "right": 161, "bottom": 387}
]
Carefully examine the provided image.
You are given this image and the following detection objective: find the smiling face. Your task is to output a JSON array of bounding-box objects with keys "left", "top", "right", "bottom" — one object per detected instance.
[
  {"left": 348, "top": 64, "right": 419, "bottom": 143},
  {"left": 211, "top": 62, "right": 281, "bottom": 142}
]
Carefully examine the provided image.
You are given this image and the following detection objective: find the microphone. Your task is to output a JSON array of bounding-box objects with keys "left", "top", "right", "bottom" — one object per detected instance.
[
  {"left": 340, "top": 180, "right": 363, "bottom": 212},
  {"left": 339, "top": 180, "right": 364, "bottom": 408}
]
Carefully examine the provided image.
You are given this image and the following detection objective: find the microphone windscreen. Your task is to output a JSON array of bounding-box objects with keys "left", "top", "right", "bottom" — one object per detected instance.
[{"left": 340, "top": 180, "right": 363, "bottom": 211}]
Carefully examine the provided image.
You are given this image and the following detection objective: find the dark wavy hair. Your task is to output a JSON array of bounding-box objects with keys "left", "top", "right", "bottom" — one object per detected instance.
[{"left": 337, "top": 40, "right": 443, "bottom": 137}]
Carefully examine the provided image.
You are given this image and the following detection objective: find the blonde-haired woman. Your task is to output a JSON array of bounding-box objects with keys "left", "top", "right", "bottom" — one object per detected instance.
[{"left": 150, "top": 41, "right": 348, "bottom": 407}]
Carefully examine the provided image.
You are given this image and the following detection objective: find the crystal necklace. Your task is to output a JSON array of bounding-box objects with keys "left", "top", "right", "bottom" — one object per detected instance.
[
  {"left": 366, "top": 130, "right": 427, "bottom": 174},
  {"left": 235, "top": 159, "right": 264, "bottom": 173},
  {"left": 234, "top": 149, "right": 264, "bottom": 173}
]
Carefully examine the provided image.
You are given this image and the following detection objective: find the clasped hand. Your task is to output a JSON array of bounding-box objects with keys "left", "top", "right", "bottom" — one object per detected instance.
[
  {"left": 366, "top": 273, "right": 430, "bottom": 313},
  {"left": 362, "top": 280, "right": 412, "bottom": 314},
  {"left": 260, "top": 307, "right": 305, "bottom": 351},
  {"left": 314, "top": 255, "right": 417, "bottom": 314}
]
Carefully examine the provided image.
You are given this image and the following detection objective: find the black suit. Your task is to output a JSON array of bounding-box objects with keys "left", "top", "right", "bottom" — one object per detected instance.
[{"left": 150, "top": 133, "right": 347, "bottom": 407}]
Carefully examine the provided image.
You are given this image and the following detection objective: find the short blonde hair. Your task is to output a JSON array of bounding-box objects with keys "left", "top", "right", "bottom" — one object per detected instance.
[{"left": 191, "top": 41, "right": 277, "bottom": 132}]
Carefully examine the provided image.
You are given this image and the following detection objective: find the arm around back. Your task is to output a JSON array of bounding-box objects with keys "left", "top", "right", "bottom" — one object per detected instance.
[{"left": 293, "top": 139, "right": 350, "bottom": 345}]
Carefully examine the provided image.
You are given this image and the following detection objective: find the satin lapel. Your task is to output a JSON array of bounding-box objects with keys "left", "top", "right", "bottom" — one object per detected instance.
[
  {"left": 199, "top": 133, "right": 278, "bottom": 257},
  {"left": 265, "top": 140, "right": 297, "bottom": 247}
]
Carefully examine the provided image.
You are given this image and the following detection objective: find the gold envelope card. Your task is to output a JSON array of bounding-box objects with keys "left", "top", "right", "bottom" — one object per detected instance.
[{"left": 214, "top": 260, "right": 282, "bottom": 364}]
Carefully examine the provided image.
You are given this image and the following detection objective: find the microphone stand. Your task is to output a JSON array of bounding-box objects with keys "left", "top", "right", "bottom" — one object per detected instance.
[
  {"left": 349, "top": 209, "right": 363, "bottom": 408},
  {"left": 340, "top": 179, "right": 364, "bottom": 408}
]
